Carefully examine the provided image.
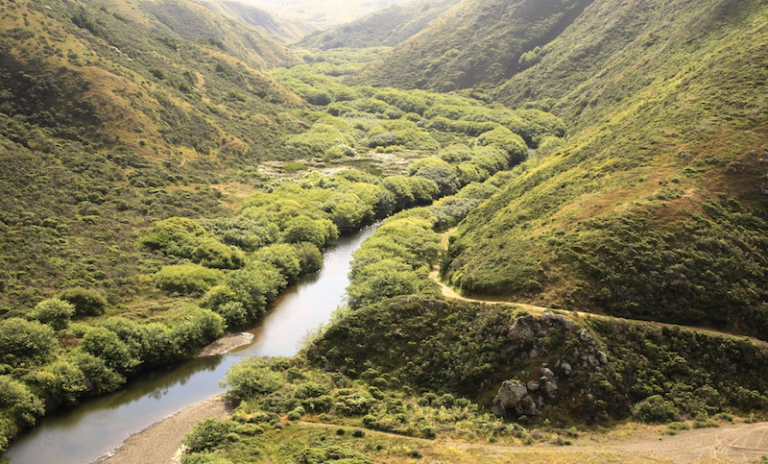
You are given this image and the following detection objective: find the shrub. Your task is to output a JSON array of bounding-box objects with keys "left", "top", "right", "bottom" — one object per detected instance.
[
  {"left": 153, "top": 264, "right": 224, "bottom": 296},
  {"left": 184, "top": 418, "right": 238, "bottom": 452},
  {"left": 221, "top": 358, "right": 282, "bottom": 399},
  {"left": 80, "top": 327, "right": 140, "bottom": 374},
  {"left": 216, "top": 302, "right": 248, "bottom": 330},
  {"left": 30, "top": 298, "right": 75, "bottom": 330},
  {"left": 0, "top": 376, "right": 44, "bottom": 427},
  {"left": 59, "top": 287, "right": 107, "bottom": 316},
  {"left": 634, "top": 395, "right": 679, "bottom": 423},
  {"left": 192, "top": 241, "right": 245, "bottom": 270},
  {"left": 0, "top": 318, "right": 57, "bottom": 366},
  {"left": 667, "top": 421, "right": 690, "bottom": 431}
]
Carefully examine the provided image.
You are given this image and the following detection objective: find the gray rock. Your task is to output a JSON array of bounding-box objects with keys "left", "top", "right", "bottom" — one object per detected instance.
[
  {"left": 561, "top": 362, "right": 572, "bottom": 375},
  {"left": 508, "top": 316, "right": 537, "bottom": 340},
  {"left": 491, "top": 396, "right": 506, "bottom": 417},
  {"left": 540, "top": 367, "right": 555, "bottom": 381},
  {"left": 498, "top": 381, "right": 528, "bottom": 409},
  {"left": 517, "top": 396, "right": 538, "bottom": 416},
  {"left": 544, "top": 380, "right": 558, "bottom": 399},
  {"left": 529, "top": 348, "right": 539, "bottom": 358},
  {"left": 527, "top": 381, "right": 540, "bottom": 392},
  {"left": 598, "top": 351, "right": 609, "bottom": 364},
  {"left": 679, "top": 152, "right": 692, "bottom": 159}
]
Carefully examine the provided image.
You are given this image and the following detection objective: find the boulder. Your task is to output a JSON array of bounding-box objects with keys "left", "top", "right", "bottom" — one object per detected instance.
[
  {"left": 508, "top": 315, "right": 538, "bottom": 340},
  {"left": 498, "top": 381, "right": 528, "bottom": 409},
  {"left": 527, "top": 381, "right": 540, "bottom": 392}
]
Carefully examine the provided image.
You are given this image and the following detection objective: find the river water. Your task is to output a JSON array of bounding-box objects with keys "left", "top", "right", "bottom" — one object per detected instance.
[{"left": 5, "top": 225, "right": 377, "bottom": 464}]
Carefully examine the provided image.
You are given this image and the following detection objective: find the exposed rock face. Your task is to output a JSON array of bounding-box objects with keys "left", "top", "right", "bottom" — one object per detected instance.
[{"left": 492, "top": 311, "right": 615, "bottom": 419}]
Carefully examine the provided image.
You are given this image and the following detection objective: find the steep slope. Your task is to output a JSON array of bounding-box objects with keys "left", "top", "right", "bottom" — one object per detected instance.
[
  {"left": 196, "top": 0, "right": 319, "bottom": 43},
  {"left": 349, "top": 0, "right": 595, "bottom": 91},
  {"left": 443, "top": 0, "right": 768, "bottom": 337},
  {"left": 299, "top": 0, "right": 462, "bottom": 50},
  {"left": 0, "top": 0, "right": 309, "bottom": 312},
  {"left": 248, "top": 0, "right": 413, "bottom": 29}
]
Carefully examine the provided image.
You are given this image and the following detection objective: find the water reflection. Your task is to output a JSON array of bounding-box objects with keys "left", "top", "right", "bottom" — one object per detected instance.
[{"left": 5, "top": 225, "right": 377, "bottom": 464}]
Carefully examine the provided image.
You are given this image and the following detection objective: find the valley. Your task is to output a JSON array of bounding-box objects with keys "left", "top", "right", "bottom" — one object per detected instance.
[{"left": 0, "top": 0, "right": 767, "bottom": 462}]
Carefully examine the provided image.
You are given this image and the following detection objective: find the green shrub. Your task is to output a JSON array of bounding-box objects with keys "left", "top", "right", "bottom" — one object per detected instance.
[
  {"left": 153, "top": 264, "right": 224, "bottom": 296},
  {"left": 667, "top": 421, "right": 690, "bottom": 431},
  {"left": 183, "top": 418, "right": 238, "bottom": 452},
  {"left": 80, "top": 327, "right": 140, "bottom": 374},
  {"left": 192, "top": 241, "right": 245, "bottom": 270},
  {"left": 634, "top": 395, "right": 679, "bottom": 423},
  {"left": 0, "top": 375, "right": 45, "bottom": 427},
  {"left": 30, "top": 298, "right": 75, "bottom": 330},
  {"left": 139, "top": 217, "right": 213, "bottom": 258},
  {"left": 59, "top": 287, "right": 107, "bottom": 316},
  {"left": 0, "top": 318, "right": 57, "bottom": 366},
  {"left": 221, "top": 358, "right": 283, "bottom": 399}
]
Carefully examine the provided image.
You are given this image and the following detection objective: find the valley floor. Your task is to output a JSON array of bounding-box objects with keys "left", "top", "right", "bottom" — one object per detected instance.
[{"left": 93, "top": 395, "right": 768, "bottom": 464}]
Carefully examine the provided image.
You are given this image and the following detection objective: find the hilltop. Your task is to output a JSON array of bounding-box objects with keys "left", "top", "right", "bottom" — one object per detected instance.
[
  {"left": 299, "top": 0, "right": 462, "bottom": 50},
  {"left": 196, "top": 0, "right": 319, "bottom": 43},
  {"left": 243, "top": 0, "right": 413, "bottom": 29},
  {"left": 349, "top": 0, "right": 596, "bottom": 90}
]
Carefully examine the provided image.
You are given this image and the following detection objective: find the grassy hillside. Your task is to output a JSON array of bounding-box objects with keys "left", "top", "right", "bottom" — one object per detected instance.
[
  {"left": 443, "top": 0, "right": 768, "bottom": 338},
  {"left": 299, "top": 0, "right": 462, "bottom": 50},
  {"left": 349, "top": 0, "right": 596, "bottom": 91},
  {"left": 196, "top": 0, "right": 319, "bottom": 43},
  {"left": 246, "top": 0, "right": 413, "bottom": 29}
]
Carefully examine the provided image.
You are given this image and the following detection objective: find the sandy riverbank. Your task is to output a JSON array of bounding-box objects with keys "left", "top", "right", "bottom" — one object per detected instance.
[
  {"left": 92, "top": 394, "right": 234, "bottom": 464},
  {"left": 197, "top": 331, "right": 255, "bottom": 357},
  {"left": 91, "top": 333, "right": 253, "bottom": 464}
]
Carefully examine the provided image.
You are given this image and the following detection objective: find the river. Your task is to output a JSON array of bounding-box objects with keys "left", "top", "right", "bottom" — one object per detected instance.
[{"left": 4, "top": 224, "right": 378, "bottom": 464}]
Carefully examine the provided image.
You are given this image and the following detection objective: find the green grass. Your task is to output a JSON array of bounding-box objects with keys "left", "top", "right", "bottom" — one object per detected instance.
[{"left": 443, "top": 0, "right": 768, "bottom": 339}]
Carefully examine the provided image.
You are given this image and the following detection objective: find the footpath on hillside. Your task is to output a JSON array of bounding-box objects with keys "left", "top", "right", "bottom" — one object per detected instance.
[{"left": 430, "top": 229, "right": 765, "bottom": 345}]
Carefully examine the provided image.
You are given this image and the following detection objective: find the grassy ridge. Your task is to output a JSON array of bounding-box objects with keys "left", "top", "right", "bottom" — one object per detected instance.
[
  {"left": 443, "top": 0, "right": 768, "bottom": 337},
  {"left": 299, "top": 0, "right": 462, "bottom": 50},
  {"left": 349, "top": 0, "right": 595, "bottom": 91},
  {"left": 195, "top": 0, "right": 320, "bottom": 44}
]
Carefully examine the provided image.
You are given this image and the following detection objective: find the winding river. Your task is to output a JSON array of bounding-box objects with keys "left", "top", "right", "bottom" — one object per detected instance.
[{"left": 5, "top": 225, "right": 378, "bottom": 464}]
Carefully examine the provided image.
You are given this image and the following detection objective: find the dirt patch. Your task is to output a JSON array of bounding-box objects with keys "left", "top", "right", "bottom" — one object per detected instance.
[
  {"left": 92, "top": 395, "right": 233, "bottom": 464},
  {"left": 197, "top": 332, "right": 254, "bottom": 357}
]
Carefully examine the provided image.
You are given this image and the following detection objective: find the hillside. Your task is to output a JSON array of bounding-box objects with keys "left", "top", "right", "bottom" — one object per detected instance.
[
  {"left": 443, "top": 0, "right": 768, "bottom": 338},
  {"left": 299, "top": 0, "right": 462, "bottom": 50},
  {"left": 0, "top": 0, "right": 312, "bottom": 313},
  {"left": 196, "top": 0, "right": 319, "bottom": 43},
  {"left": 349, "top": 0, "right": 596, "bottom": 91},
  {"left": 244, "top": 0, "right": 413, "bottom": 29}
]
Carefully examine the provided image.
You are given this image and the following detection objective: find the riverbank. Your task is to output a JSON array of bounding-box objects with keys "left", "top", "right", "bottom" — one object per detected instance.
[
  {"left": 92, "top": 394, "right": 233, "bottom": 464},
  {"left": 197, "top": 332, "right": 255, "bottom": 357}
]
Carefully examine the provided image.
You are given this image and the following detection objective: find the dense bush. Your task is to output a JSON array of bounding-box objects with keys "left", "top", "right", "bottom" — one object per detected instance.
[
  {"left": 0, "top": 318, "right": 57, "bottom": 366},
  {"left": 221, "top": 358, "right": 283, "bottom": 399},
  {"left": 29, "top": 299, "right": 75, "bottom": 330},
  {"left": 152, "top": 264, "right": 224, "bottom": 296},
  {"left": 58, "top": 287, "right": 107, "bottom": 317}
]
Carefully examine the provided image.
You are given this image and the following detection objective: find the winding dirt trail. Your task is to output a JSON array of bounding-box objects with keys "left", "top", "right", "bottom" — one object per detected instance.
[{"left": 430, "top": 229, "right": 765, "bottom": 345}]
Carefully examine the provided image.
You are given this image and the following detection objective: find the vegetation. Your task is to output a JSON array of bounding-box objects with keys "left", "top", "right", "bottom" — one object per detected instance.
[
  {"left": 3, "top": 0, "right": 768, "bottom": 460},
  {"left": 300, "top": 0, "right": 462, "bottom": 50},
  {"left": 442, "top": 0, "right": 768, "bottom": 339},
  {"left": 350, "top": 0, "right": 595, "bottom": 90}
]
